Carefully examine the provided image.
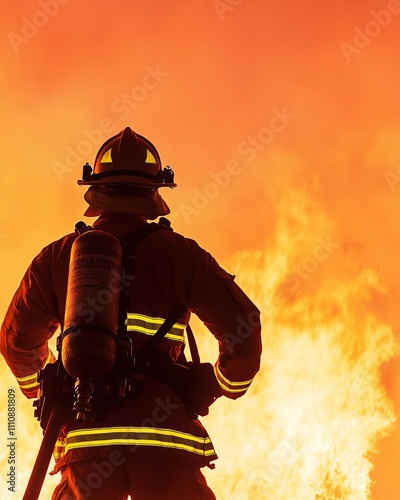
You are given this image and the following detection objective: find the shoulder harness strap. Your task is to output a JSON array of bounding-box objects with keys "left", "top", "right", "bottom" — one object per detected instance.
[{"left": 73, "top": 218, "right": 200, "bottom": 362}]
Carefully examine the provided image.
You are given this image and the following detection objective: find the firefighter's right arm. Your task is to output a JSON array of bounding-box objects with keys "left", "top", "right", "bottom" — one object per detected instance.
[{"left": 0, "top": 248, "right": 58, "bottom": 398}]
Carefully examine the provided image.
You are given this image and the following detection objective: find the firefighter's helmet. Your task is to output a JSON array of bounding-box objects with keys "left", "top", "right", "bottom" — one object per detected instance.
[
  {"left": 78, "top": 127, "right": 176, "bottom": 188},
  {"left": 78, "top": 127, "right": 175, "bottom": 219}
]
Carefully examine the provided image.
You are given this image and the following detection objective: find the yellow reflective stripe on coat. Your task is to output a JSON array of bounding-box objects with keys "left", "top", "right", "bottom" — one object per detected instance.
[
  {"left": 15, "top": 349, "right": 56, "bottom": 390},
  {"left": 214, "top": 363, "right": 254, "bottom": 394},
  {"left": 56, "top": 427, "right": 216, "bottom": 459},
  {"left": 54, "top": 440, "right": 66, "bottom": 460},
  {"left": 126, "top": 313, "right": 186, "bottom": 342},
  {"left": 15, "top": 372, "right": 39, "bottom": 390}
]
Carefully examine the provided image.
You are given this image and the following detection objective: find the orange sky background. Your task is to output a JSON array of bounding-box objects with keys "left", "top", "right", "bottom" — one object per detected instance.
[{"left": 1, "top": 1, "right": 400, "bottom": 498}]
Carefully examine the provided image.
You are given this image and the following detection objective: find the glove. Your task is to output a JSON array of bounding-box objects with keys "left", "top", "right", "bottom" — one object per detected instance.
[{"left": 184, "top": 362, "right": 222, "bottom": 417}]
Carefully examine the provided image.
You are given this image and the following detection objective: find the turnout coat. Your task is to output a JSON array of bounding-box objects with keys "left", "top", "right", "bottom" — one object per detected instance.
[{"left": 0, "top": 213, "right": 262, "bottom": 472}]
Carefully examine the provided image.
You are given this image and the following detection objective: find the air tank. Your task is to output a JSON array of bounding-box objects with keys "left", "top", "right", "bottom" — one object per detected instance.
[{"left": 62, "top": 230, "right": 123, "bottom": 381}]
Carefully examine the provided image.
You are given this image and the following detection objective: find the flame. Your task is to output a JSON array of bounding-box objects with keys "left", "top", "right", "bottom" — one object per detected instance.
[
  {"left": 199, "top": 188, "right": 399, "bottom": 499},
  {"left": 0, "top": 188, "right": 398, "bottom": 499}
]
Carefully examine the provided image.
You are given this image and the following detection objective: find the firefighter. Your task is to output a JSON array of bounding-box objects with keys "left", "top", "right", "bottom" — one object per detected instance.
[{"left": 0, "top": 127, "right": 262, "bottom": 500}]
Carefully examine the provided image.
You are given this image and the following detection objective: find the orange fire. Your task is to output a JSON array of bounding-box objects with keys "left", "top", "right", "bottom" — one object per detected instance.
[
  {"left": 0, "top": 188, "right": 398, "bottom": 499},
  {"left": 200, "top": 188, "right": 399, "bottom": 499}
]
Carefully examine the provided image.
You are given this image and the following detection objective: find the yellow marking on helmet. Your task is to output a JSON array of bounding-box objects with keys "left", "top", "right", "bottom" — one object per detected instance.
[
  {"left": 145, "top": 149, "right": 157, "bottom": 164},
  {"left": 100, "top": 148, "right": 113, "bottom": 163}
]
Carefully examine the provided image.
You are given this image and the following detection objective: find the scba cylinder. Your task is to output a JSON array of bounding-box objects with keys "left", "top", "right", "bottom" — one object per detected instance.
[{"left": 62, "top": 230, "right": 123, "bottom": 381}]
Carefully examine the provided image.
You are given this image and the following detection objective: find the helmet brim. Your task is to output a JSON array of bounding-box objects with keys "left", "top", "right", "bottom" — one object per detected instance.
[{"left": 78, "top": 174, "right": 176, "bottom": 189}]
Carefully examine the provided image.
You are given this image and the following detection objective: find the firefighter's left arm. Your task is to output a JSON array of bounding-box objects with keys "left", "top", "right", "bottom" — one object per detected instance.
[
  {"left": 188, "top": 243, "right": 262, "bottom": 400},
  {"left": 0, "top": 246, "right": 59, "bottom": 398}
]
